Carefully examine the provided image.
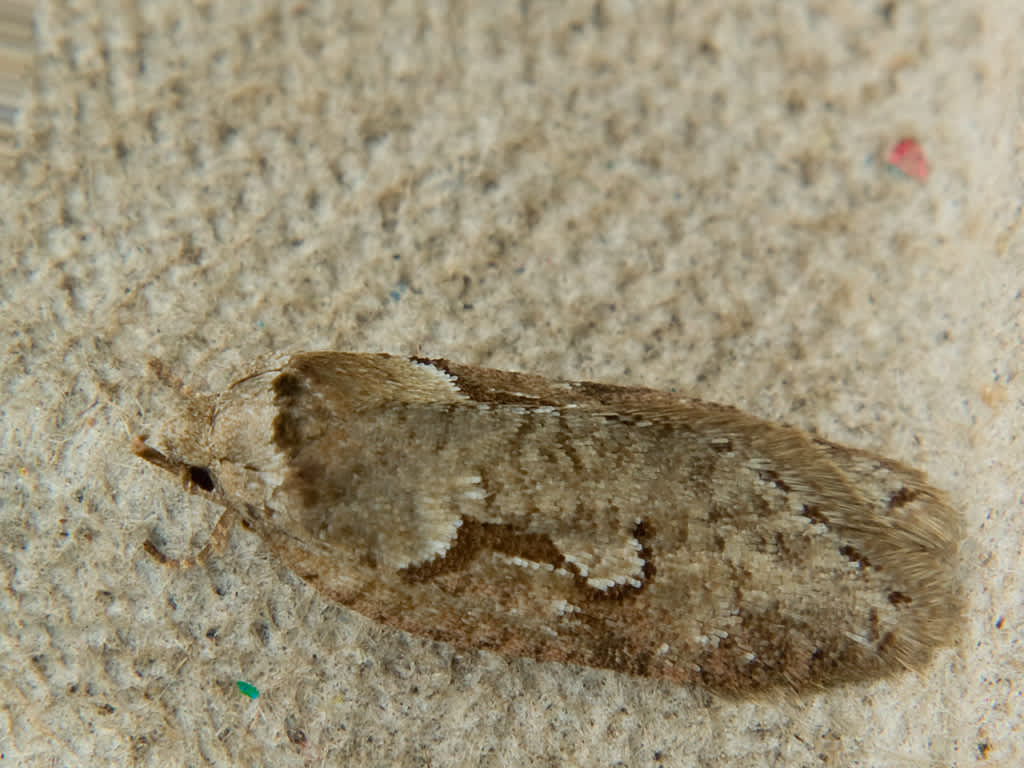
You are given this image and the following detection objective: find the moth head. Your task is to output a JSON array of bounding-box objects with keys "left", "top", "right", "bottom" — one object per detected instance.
[{"left": 133, "top": 391, "right": 219, "bottom": 497}]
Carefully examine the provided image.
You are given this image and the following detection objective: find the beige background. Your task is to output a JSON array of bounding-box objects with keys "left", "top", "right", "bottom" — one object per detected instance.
[{"left": 2, "top": 1, "right": 1022, "bottom": 766}]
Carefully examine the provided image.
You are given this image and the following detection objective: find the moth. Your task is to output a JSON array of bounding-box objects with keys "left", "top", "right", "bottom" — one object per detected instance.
[{"left": 133, "top": 352, "right": 962, "bottom": 694}]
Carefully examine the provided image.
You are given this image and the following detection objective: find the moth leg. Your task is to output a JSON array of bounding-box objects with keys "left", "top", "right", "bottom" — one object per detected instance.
[
  {"left": 141, "top": 507, "right": 237, "bottom": 569},
  {"left": 132, "top": 434, "right": 235, "bottom": 569}
]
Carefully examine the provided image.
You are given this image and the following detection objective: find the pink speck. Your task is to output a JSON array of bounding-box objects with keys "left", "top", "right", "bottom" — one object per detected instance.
[{"left": 887, "top": 138, "right": 929, "bottom": 181}]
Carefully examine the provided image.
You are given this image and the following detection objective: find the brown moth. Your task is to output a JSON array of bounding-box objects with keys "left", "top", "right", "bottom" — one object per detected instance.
[{"left": 133, "top": 352, "right": 962, "bottom": 694}]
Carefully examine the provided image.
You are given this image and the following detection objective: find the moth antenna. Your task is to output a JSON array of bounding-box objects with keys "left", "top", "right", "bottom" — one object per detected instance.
[
  {"left": 143, "top": 356, "right": 217, "bottom": 417},
  {"left": 147, "top": 357, "right": 188, "bottom": 394}
]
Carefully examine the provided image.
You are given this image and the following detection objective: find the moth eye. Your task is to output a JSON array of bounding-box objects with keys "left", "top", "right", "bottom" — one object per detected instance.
[{"left": 187, "top": 465, "right": 216, "bottom": 492}]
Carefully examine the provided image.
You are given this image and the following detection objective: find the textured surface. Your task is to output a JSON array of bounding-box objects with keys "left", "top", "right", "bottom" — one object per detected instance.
[{"left": 2, "top": 1, "right": 1023, "bottom": 766}]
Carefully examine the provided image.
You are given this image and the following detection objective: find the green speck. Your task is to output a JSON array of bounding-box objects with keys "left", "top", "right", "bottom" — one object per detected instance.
[{"left": 236, "top": 680, "right": 259, "bottom": 699}]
